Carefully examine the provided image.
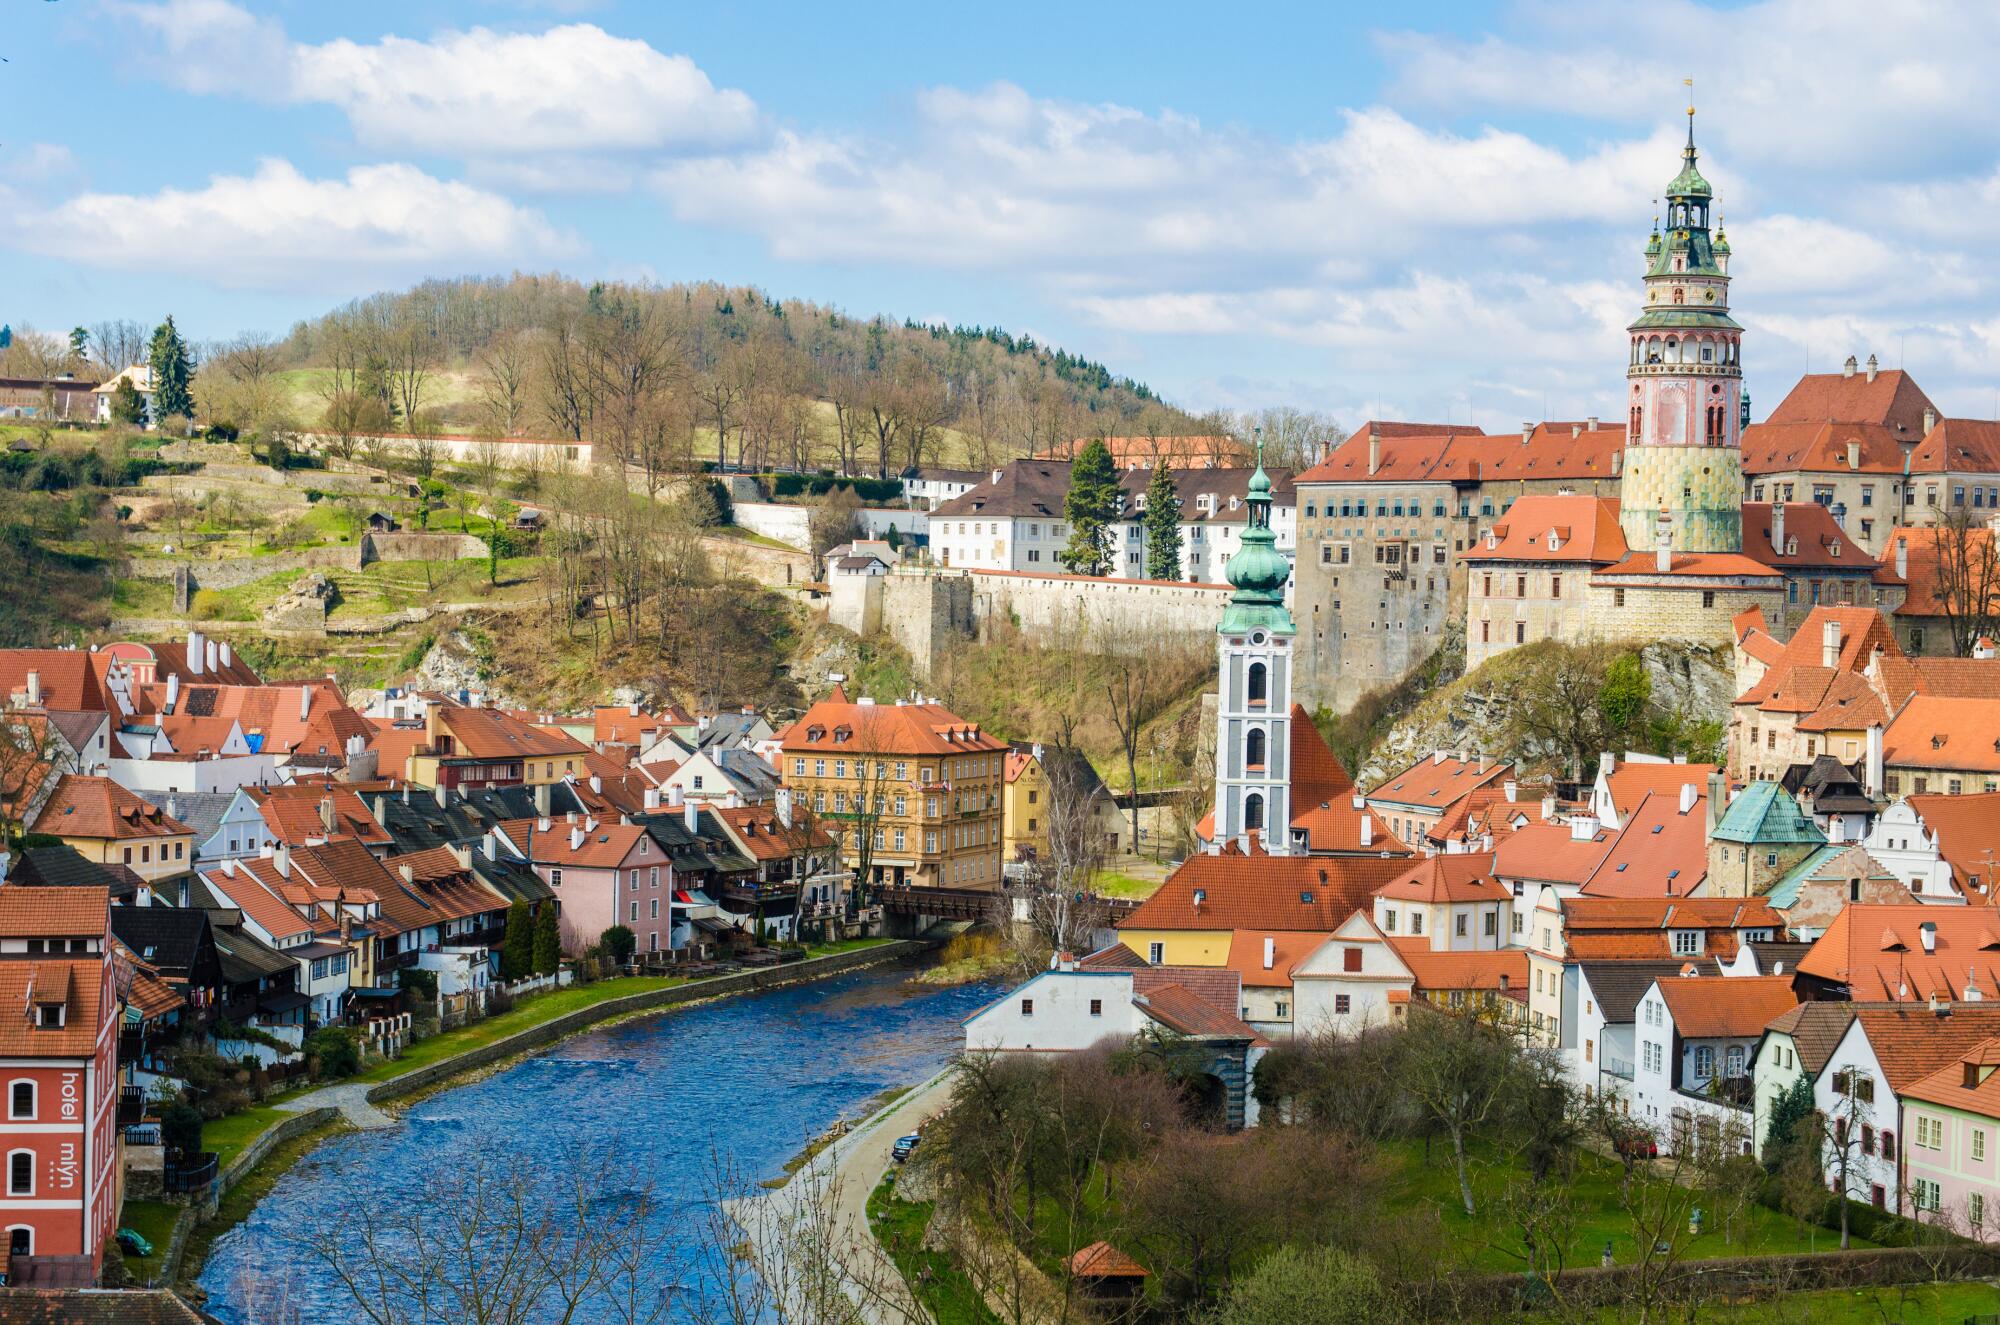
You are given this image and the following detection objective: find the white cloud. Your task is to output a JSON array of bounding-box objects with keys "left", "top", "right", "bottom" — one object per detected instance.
[
  {"left": 108, "top": 3, "right": 759, "bottom": 160},
  {"left": 16, "top": 159, "right": 579, "bottom": 290}
]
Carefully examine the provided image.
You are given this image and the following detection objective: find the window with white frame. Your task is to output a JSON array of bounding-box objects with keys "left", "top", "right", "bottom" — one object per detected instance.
[{"left": 1671, "top": 930, "right": 1701, "bottom": 956}]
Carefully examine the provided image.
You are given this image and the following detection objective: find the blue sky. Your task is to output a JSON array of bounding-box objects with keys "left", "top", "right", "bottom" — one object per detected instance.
[{"left": 4, "top": 1, "right": 1999, "bottom": 429}]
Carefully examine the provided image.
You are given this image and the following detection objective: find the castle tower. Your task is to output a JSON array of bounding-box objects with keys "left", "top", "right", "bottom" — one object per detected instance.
[
  {"left": 1214, "top": 443, "right": 1295, "bottom": 851},
  {"left": 1620, "top": 107, "right": 1744, "bottom": 554}
]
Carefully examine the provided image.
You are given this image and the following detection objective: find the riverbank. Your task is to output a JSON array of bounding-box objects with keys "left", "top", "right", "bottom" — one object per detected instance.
[{"left": 172, "top": 938, "right": 929, "bottom": 1291}]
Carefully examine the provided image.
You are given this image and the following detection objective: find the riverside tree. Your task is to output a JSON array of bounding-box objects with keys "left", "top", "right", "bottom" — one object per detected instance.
[
  {"left": 500, "top": 900, "right": 534, "bottom": 981},
  {"left": 1142, "top": 461, "right": 1184, "bottom": 579},
  {"left": 533, "top": 903, "right": 562, "bottom": 975},
  {"left": 147, "top": 315, "right": 196, "bottom": 425},
  {"left": 1059, "top": 436, "right": 1118, "bottom": 575}
]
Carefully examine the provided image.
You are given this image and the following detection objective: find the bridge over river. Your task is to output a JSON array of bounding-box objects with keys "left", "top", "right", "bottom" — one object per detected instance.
[{"left": 196, "top": 956, "right": 999, "bottom": 1323}]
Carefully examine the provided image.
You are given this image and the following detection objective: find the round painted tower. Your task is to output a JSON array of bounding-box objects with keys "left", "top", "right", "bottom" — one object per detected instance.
[{"left": 1620, "top": 109, "right": 1744, "bottom": 554}]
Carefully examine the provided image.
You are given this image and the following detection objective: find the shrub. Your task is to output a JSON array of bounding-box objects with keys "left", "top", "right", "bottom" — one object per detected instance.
[
  {"left": 304, "top": 1026, "right": 361, "bottom": 1080},
  {"left": 204, "top": 422, "right": 240, "bottom": 443},
  {"left": 399, "top": 967, "right": 438, "bottom": 999},
  {"left": 600, "top": 925, "right": 636, "bottom": 966},
  {"left": 190, "top": 589, "right": 227, "bottom": 621},
  {"left": 161, "top": 1102, "right": 204, "bottom": 1159},
  {"left": 304, "top": 488, "right": 324, "bottom": 503}
]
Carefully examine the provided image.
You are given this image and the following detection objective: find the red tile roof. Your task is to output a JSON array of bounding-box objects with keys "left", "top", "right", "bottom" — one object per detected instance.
[
  {"left": 1736, "top": 607, "right": 1903, "bottom": 712},
  {"left": 1739, "top": 503, "right": 1877, "bottom": 572},
  {"left": 436, "top": 704, "right": 591, "bottom": 761},
  {"left": 1375, "top": 853, "right": 1510, "bottom": 905},
  {"left": 1578, "top": 789, "right": 1709, "bottom": 898},
  {"left": 1462, "top": 495, "right": 1627, "bottom": 564},
  {"left": 1909, "top": 417, "right": 2000, "bottom": 477},
  {"left": 1494, "top": 820, "right": 1615, "bottom": 886},
  {"left": 1850, "top": 1005, "right": 2000, "bottom": 1092},
  {"left": 1603, "top": 762, "right": 1716, "bottom": 824},
  {"left": 1138, "top": 982, "right": 1265, "bottom": 1043},
  {"left": 1798, "top": 904, "right": 2000, "bottom": 1001},
  {"left": 0, "top": 958, "right": 105, "bottom": 1056},
  {"left": 1367, "top": 753, "right": 1510, "bottom": 811},
  {"left": 1390, "top": 941, "right": 1529, "bottom": 997},
  {"left": 1222, "top": 930, "right": 1327, "bottom": 988},
  {"left": 1901, "top": 1036, "right": 2000, "bottom": 1116},
  {"left": 31, "top": 774, "right": 192, "bottom": 840},
  {"left": 1883, "top": 697, "right": 2000, "bottom": 774},
  {"left": 1297, "top": 422, "right": 1622, "bottom": 486},
  {"left": 778, "top": 689, "right": 1007, "bottom": 757},
  {"left": 712, "top": 804, "right": 835, "bottom": 861},
  {"left": 1119, "top": 841, "right": 1412, "bottom": 933},
  {"left": 1068, "top": 1242, "right": 1149, "bottom": 1279},
  {"left": 522, "top": 819, "right": 652, "bottom": 870},
  {"left": 0, "top": 649, "right": 107, "bottom": 711},
  {"left": 251, "top": 784, "right": 393, "bottom": 850},
  {"left": 1594, "top": 551, "right": 1781, "bottom": 580},
  {"left": 1760, "top": 368, "right": 1937, "bottom": 439},
  {"left": 0, "top": 885, "right": 110, "bottom": 939},
  {"left": 1654, "top": 973, "right": 1799, "bottom": 1038},
  {"left": 1741, "top": 421, "right": 1913, "bottom": 477},
  {"left": 1907, "top": 792, "right": 2000, "bottom": 896}
]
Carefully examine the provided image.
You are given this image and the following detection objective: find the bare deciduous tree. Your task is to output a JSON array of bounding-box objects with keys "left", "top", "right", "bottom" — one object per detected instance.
[{"left": 1925, "top": 507, "right": 2000, "bottom": 657}]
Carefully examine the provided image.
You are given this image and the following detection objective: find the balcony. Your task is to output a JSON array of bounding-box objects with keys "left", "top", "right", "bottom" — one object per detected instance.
[
  {"left": 163, "top": 1151, "right": 219, "bottom": 1196},
  {"left": 118, "top": 1086, "right": 146, "bottom": 1127},
  {"left": 1603, "top": 1056, "right": 1636, "bottom": 1082},
  {"left": 1674, "top": 1073, "right": 1755, "bottom": 1112}
]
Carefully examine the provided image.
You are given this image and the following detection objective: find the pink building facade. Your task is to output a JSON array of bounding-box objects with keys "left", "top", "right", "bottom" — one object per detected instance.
[
  {"left": 1900, "top": 1040, "right": 2000, "bottom": 1235},
  {"left": 523, "top": 817, "right": 673, "bottom": 956}
]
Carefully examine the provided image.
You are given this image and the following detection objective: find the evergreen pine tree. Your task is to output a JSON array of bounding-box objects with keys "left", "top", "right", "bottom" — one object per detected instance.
[
  {"left": 1762, "top": 1072, "right": 1817, "bottom": 1173},
  {"left": 1059, "top": 437, "right": 1119, "bottom": 575},
  {"left": 109, "top": 379, "right": 146, "bottom": 427},
  {"left": 1141, "top": 462, "right": 1184, "bottom": 580},
  {"left": 500, "top": 900, "right": 534, "bottom": 981},
  {"left": 532, "top": 903, "right": 562, "bottom": 975},
  {"left": 147, "top": 315, "right": 196, "bottom": 424}
]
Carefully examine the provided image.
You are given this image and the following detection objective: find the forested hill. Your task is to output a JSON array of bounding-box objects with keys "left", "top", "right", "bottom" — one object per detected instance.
[{"left": 236, "top": 274, "right": 1214, "bottom": 476}]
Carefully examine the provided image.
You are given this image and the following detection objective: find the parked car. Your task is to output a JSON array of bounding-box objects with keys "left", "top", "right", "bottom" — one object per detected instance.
[
  {"left": 891, "top": 1134, "right": 922, "bottom": 1163},
  {"left": 1611, "top": 1125, "right": 1658, "bottom": 1160},
  {"left": 116, "top": 1228, "right": 154, "bottom": 1258}
]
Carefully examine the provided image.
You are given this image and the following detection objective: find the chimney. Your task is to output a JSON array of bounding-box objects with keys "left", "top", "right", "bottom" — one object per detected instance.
[
  {"left": 1770, "top": 501, "right": 1785, "bottom": 554},
  {"left": 219, "top": 642, "right": 231, "bottom": 669},
  {"left": 589, "top": 775, "right": 603, "bottom": 794},
  {"left": 220, "top": 856, "right": 237, "bottom": 876},
  {"left": 1359, "top": 816, "right": 1372, "bottom": 848},
  {"left": 1895, "top": 536, "right": 1909, "bottom": 580},
  {"left": 1822, "top": 617, "right": 1842, "bottom": 669},
  {"left": 483, "top": 830, "right": 498, "bottom": 861},
  {"left": 1924, "top": 406, "right": 1938, "bottom": 434},
  {"left": 1368, "top": 426, "right": 1382, "bottom": 476},
  {"left": 1865, "top": 722, "right": 1885, "bottom": 796},
  {"left": 1679, "top": 782, "right": 1698, "bottom": 815},
  {"left": 534, "top": 782, "right": 551, "bottom": 816},
  {"left": 537, "top": 815, "right": 552, "bottom": 833},
  {"left": 1263, "top": 936, "right": 1275, "bottom": 970},
  {"left": 1503, "top": 779, "right": 1518, "bottom": 803},
  {"left": 776, "top": 786, "right": 793, "bottom": 828},
  {"left": 299, "top": 687, "right": 312, "bottom": 723},
  {"left": 273, "top": 845, "right": 291, "bottom": 878},
  {"left": 669, "top": 785, "right": 684, "bottom": 808},
  {"left": 643, "top": 787, "right": 661, "bottom": 811},
  {"left": 569, "top": 826, "right": 584, "bottom": 851},
  {"left": 400, "top": 864, "right": 415, "bottom": 884},
  {"left": 1655, "top": 510, "right": 1673, "bottom": 574},
  {"left": 1847, "top": 440, "right": 1861, "bottom": 471},
  {"left": 1866, "top": 353, "right": 1879, "bottom": 383},
  {"left": 1706, "top": 772, "right": 1725, "bottom": 834},
  {"left": 1843, "top": 355, "right": 1857, "bottom": 378},
  {"left": 319, "top": 796, "right": 336, "bottom": 835},
  {"left": 1602, "top": 752, "right": 1616, "bottom": 777},
  {"left": 1586, "top": 415, "right": 1599, "bottom": 431},
  {"left": 990, "top": 467, "right": 1003, "bottom": 485},
  {"left": 1920, "top": 921, "right": 1937, "bottom": 954},
  {"left": 434, "top": 783, "right": 449, "bottom": 809},
  {"left": 628, "top": 702, "right": 640, "bottom": 716},
  {"left": 1541, "top": 794, "right": 1557, "bottom": 820},
  {"left": 165, "top": 673, "right": 179, "bottom": 712},
  {"left": 206, "top": 639, "right": 218, "bottom": 672},
  {"left": 684, "top": 799, "right": 699, "bottom": 833},
  {"left": 187, "top": 629, "right": 205, "bottom": 675},
  {"left": 1570, "top": 813, "right": 1600, "bottom": 841},
  {"left": 24, "top": 670, "right": 40, "bottom": 707}
]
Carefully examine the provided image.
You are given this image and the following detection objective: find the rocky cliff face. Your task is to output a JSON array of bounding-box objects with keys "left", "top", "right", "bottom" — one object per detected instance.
[{"left": 1356, "top": 640, "right": 1733, "bottom": 787}]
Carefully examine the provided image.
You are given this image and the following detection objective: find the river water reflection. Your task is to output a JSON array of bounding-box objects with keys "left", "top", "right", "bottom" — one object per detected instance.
[{"left": 197, "top": 959, "right": 999, "bottom": 1323}]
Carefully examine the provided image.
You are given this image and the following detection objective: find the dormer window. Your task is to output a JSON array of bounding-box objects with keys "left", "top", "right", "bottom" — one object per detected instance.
[{"left": 36, "top": 1003, "right": 65, "bottom": 1029}]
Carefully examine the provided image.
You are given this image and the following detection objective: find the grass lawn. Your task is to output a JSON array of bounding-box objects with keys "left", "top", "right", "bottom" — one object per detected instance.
[
  {"left": 868, "top": 1173, "right": 1000, "bottom": 1325},
  {"left": 806, "top": 937, "right": 894, "bottom": 959},
  {"left": 205, "top": 1103, "right": 297, "bottom": 1172},
  {"left": 1379, "top": 1139, "right": 1875, "bottom": 1272},
  {"left": 115, "top": 1198, "right": 183, "bottom": 1283},
  {"left": 1570, "top": 1280, "right": 2000, "bottom": 1324},
  {"left": 1092, "top": 869, "right": 1163, "bottom": 900},
  {"left": 347, "top": 974, "right": 683, "bottom": 1084}
]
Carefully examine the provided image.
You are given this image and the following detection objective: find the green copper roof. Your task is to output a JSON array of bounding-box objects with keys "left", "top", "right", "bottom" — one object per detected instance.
[
  {"left": 1761, "top": 844, "right": 1845, "bottom": 910},
  {"left": 1219, "top": 441, "right": 1295, "bottom": 636},
  {"left": 1712, "top": 781, "right": 1828, "bottom": 846},
  {"left": 1629, "top": 308, "right": 1743, "bottom": 332},
  {"left": 1667, "top": 113, "right": 1712, "bottom": 199}
]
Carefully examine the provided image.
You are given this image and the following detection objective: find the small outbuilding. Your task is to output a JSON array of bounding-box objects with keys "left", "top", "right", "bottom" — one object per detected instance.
[{"left": 1067, "top": 1241, "right": 1149, "bottom": 1302}]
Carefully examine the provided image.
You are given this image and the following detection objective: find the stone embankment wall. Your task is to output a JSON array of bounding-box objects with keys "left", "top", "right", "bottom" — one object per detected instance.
[{"left": 732, "top": 500, "right": 927, "bottom": 549}]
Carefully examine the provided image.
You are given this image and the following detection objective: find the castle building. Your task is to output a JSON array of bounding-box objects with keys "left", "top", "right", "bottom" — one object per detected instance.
[{"left": 1619, "top": 110, "right": 1744, "bottom": 555}]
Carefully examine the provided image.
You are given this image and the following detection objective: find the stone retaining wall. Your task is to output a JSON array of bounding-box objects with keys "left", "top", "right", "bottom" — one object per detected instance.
[
  {"left": 367, "top": 940, "right": 931, "bottom": 1105},
  {"left": 141, "top": 1206, "right": 197, "bottom": 1290},
  {"left": 217, "top": 1105, "right": 340, "bottom": 1195}
]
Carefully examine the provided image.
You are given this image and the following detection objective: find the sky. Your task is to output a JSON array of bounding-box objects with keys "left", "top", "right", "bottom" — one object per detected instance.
[{"left": 4, "top": 0, "right": 2000, "bottom": 430}]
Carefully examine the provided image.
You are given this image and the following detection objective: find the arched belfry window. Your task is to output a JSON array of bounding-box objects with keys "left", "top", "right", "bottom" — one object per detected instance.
[
  {"left": 1245, "top": 728, "right": 1267, "bottom": 771},
  {"left": 1247, "top": 662, "right": 1268, "bottom": 707},
  {"left": 1245, "top": 793, "right": 1265, "bottom": 832}
]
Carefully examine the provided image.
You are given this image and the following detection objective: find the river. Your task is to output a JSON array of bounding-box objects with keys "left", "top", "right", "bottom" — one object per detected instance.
[{"left": 196, "top": 958, "right": 1001, "bottom": 1324}]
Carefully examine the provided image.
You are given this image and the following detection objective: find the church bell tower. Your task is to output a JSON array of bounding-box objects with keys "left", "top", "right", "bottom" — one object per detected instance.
[
  {"left": 1620, "top": 105, "right": 1745, "bottom": 554},
  {"left": 1214, "top": 443, "right": 1295, "bottom": 852}
]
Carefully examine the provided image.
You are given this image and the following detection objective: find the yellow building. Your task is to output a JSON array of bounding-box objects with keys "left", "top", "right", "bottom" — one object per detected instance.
[
  {"left": 776, "top": 686, "right": 1007, "bottom": 889},
  {"left": 1002, "top": 749, "right": 1049, "bottom": 865},
  {"left": 388, "top": 702, "right": 589, "bottom": 790},
  {"left": 30, "top": 774, "right": 194, "bottom": 886}
]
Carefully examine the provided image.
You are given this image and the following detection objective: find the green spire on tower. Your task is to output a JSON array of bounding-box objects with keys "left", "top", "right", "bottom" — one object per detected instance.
[{"left": 1218, "top": 434, "right": 1295, "bottom": 637}]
